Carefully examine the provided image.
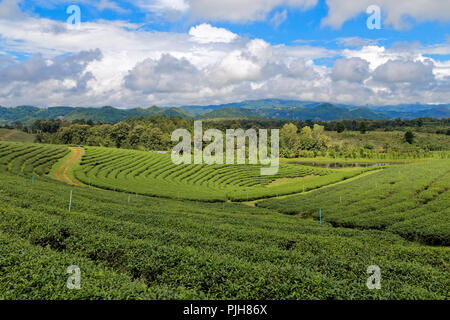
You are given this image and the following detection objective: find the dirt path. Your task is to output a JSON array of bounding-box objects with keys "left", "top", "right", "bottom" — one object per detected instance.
[
  {"left": 0, "top": 130, "right": 16, "bottom": 141},
  {"left": 55, "top": 147, "right": 83, "bottom": 186}
]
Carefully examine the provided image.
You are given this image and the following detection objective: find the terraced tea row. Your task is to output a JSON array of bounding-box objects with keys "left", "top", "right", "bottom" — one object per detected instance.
[
  {"left": 75, "top": 146, "right": 376, "bottom": 201},
  {"left": 0, "top": 141, "right": 69, "bottom": 176},
  {"left": 0, "top": 169, "right": 448, "bottom": 299},
  {"left": 258, "top": 160, "right": 450, "bottom": 245}
]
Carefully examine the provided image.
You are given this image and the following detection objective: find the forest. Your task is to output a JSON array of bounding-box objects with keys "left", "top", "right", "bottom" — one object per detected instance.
[{"left": 1, "top": 116, "right": 445, "bottom": 159}]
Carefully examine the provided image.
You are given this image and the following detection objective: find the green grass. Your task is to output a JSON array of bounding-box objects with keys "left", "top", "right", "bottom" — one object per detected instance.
[{"left": 74, "top": 146, "right": 378, "bottom": 202}]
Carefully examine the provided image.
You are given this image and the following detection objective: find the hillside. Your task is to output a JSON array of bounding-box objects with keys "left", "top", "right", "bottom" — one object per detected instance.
[
  {"left": 0, "top": 141, "right": 448, "bottom": 299},
  {"left": 197, "top": 107, "right": 261, "bottom": 119},
  {"left": 183, "top": 99, "right": 450, "bottom": 120},
  {"left": 0, "top": 105, "right": 192, "bottom": 125},
  {"left": 1, "top": 100, "right": 449, "bottom": 125},
  {"left": 0, "top": 128, "right": 35, "bottom": 143}
]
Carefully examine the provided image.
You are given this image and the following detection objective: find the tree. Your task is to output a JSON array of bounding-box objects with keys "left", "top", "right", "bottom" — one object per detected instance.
[
  {"left": 280, "top": 123, "right": 300, "bottom": 151},
  {"left": 141, "top": 127, "right": 169, "bottom": 151},
  {"left": 14, "top": 121, "right": 23, "bottom": 130},
  {"left": 359, "top": 121, "right": 367, "bottom": 134},
  {"left": 312, "top": 124, "right": 330, "bottom": 151},
  {"left": 336, "top": 122, "right": 345, "bottom": 133},
  {"left": 128, "top": 125, "right": 145, "bottom": 148},
  {"left": 110, "top": 122, "right": 131, "bottom": 148},
  {"left": 404, "top": 131, "right": 415, "bottom": 144}
]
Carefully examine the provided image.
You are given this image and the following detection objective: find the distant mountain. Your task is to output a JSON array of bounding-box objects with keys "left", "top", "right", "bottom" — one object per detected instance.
[
  {"left": 197, "top": 103, "right": 380, "bottom": 121},
  {"left": 187, "top": 100, "right": 449, "bottom": 120},
  {"left": 197, "top": 107, "right": 261, "bottom": 119},
  {"left": 0, "top": 105, "right": 192, "bottom": 124},
  {"left": 181, "top": 99, "right": 318, "bottom": 116},
  {"left": 374, "top": 107, "right": 450, "bottom": 119},
  {"left": 0, "top": 100, "right": 448, "bottom": 125}
]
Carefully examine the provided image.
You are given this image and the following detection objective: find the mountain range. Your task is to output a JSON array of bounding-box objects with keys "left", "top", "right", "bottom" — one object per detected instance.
[{"left": 0, "top": 100, "right": 449, "bottom": 125}]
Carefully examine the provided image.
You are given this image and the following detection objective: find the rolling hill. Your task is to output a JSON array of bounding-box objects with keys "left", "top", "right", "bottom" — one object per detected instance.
[
  {"left": 0, "top": 105, "right": 192, "bottom": 125},
  {"left": 1, "top": 100, "right": 449, "bottom": 125}
]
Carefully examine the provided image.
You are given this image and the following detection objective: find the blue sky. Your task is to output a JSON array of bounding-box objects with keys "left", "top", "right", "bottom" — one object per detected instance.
[
  {"left": 0, "top": 0, "right": 449, "bottom": 107},
  {"left": 22, "top": 0, "right": 449, "bottom": 48}
]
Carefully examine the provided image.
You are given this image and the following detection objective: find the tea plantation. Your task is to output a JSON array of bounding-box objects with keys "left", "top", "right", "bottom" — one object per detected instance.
[
  {"left": 0, "top": 141, "right": 448, "bottom": 299},
  {"left": 74, "top": 146, "right": 376, "bottom": 201},
  {"left": 258, "top": 160, "right": 450, "bottom": 246}
]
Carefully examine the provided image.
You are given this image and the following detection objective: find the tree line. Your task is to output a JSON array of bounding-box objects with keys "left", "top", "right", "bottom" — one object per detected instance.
[{"left": 1, "top": 115, "right": 448, "bottom": 159}]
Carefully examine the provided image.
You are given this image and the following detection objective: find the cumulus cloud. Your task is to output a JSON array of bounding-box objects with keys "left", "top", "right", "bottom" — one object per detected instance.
[
  {"left": 372, "top": 59, "right": 435, "bottom": 84},
  {"left": 186, "top": 0, "right": 317, "bottom": 22},
  {"left": 0, "top": 0, "right": 449, "bottom": 107},
  {"left": 124, "top": 53, "right": 202, "bottom": 93},
  {"left": 322, "top": 0, "right": 450, "bottom": 30},
  {"left": 0, "top": 49, "right": 102, "bottom": 84},
  {"left": 131, "top": 0, "right": 450, "bottom": 28},
  {"left": 0, "top": 0, "right": 24, "bottom": 20},
  {"left": 331, "top": 58, "right": 370, "bottom": 83},
  {"left": 189, "top": 24, "right": 238, "bottom": 44},
  {"left": 0, "top": 49, "right": 103, "bottom": 105}
]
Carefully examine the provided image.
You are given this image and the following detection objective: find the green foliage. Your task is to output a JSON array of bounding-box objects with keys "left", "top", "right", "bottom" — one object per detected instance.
[
  {"left": 0, "top": 168, "right": 448, "bottom": 299},
  {"left": 359, "top": 121, "right": 367, "bottom": 134},
  {"left": 74, "top": 146, "right": 369, "bottom": 202},
  {"left": 0, "top": 141, "right": 449, "bottom": 299},
  {"left": 404, "top": 131, "right": 415, "bottom": 144},
  {"left": 0, "top": 105, "right": 192, "bottom": 125},
  {"left": 0, "top": 142, "right": 69, "bottom": 176},
  {"left": 259, "top": 160, "right": 450, "bottom": 246}
]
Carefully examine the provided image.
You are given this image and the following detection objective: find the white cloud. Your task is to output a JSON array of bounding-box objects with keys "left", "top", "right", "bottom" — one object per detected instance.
[
  {"left": 189, "top": 24, "right": 238, "bottom": 44},
  {"left": 322, "top": 0, "right": 450, "bottom": 30},
  {"left": 270, "top": 9, "right": 287, "bottom": 28},
  {"left": 98, "top": 0, "right": 129, "bottom": 13},
  {"left": 0, "top": 0, "right": 24, "bottom": 20},
  {"left": 372, "top": 59, "right": 435, "bottom": 84},
  {"left": 331, "top": 58, "right": 370, "bottom": 83},
  {"left": 124, "top": 53, "right": 202, "bottom": 93},
  {"left": 186, "top": 0, "right": 317, "bottom": 22},
  {"left": 136, "top": 0, "right": 189, "bottom": 12},
  {"left": 0, "top": 1, "right": 449, "bottom": 107}
]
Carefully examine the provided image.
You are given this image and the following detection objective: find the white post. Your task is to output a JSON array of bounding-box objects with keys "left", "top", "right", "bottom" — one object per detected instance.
[{"left": 69, "top": 190, "right": 72, "bottom": 212}]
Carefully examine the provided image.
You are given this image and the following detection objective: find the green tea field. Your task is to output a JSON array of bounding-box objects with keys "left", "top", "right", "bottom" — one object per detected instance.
[
  {"left": 0, "top": 141, "right": 448, "bottom": 300},
  {"left": 74, "top": 146, "right": 378, "bottom": 201}
]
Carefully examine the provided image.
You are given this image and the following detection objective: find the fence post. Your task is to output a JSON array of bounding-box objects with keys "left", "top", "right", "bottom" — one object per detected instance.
[{"left": 69, "top": 190, "right": 72, "bottom": 212}]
